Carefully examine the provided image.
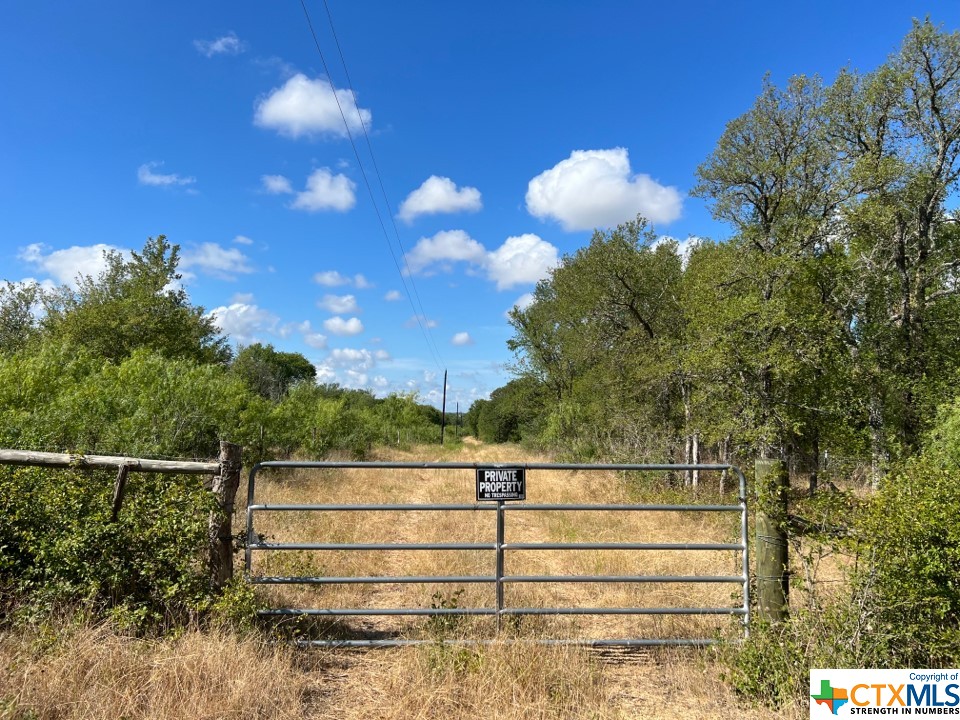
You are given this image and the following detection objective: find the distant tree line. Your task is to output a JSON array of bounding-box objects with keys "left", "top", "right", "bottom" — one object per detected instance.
[
  {"left": 0, "top": 235, "right": 445, "bottom": 462},
  {"left": 470, "top": 20, "right": 960, "bottom": 484},
  {"left": 0, "top": 234, "right": 444, "bottom": 626}
]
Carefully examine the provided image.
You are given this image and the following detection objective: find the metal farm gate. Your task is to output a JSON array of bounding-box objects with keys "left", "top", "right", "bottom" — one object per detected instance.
[{"left": 245, "top": 461, "right": 750, "bottom": 647}]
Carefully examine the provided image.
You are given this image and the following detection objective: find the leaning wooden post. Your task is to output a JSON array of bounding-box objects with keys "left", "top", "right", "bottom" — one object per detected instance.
[
  {"left": 110, "top": 464, "right": 132, "bottom": 522},
  {"left": 209, "top": 441, "right": 242, "bottom": 591},
  {"left": 755, "top": 458, "right": 789, "bottom": 622}
]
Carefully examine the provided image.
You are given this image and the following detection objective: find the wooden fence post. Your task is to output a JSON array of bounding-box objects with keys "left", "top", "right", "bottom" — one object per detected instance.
[
  {"left": 110, "top": 464, "right": 131, "bottom": 522},
  {"left": 209, "top": 441, "right": 242, "bottom": 591},
  {"left": 755, "top": 458, "right": 789, "bottom": 622}
]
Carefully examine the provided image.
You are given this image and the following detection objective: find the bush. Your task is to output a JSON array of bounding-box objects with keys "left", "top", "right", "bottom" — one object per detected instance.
[
  {"left": 0, "top": 344, "right": 265, "bottom": 459},
  {"left": 724, "top": 450, "right": 960, "bottom": 707},
  {"left": 0, "top": 465, "right": 216, "bottom": 628},
  {"left": 0, "top": 343, "right": 444, "bottom": 630},
  {"left": 854, "top": 456, "right": 960, "bottom": 666}
]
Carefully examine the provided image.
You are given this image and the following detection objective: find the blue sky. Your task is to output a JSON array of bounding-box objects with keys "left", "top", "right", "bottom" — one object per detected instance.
[{"left": 3, "top": 2, "right": 959, "bottom": 408}]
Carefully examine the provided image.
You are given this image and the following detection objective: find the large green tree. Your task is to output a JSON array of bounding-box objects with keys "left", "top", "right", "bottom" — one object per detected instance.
[
  {"left": 692, "top": 74, "right": 855, "bottom": 464},
  {"left": 231, "top": 342, "right": 317, "bottom": 401},
  {"left": 42, "top": 235, "right": 230, "bottom": 365},
  {"left": 507, "top": 217, "right": 686, "bottom": 459},
  {"left": 827, "top": 19, "right": 960, "bottom": 458}
]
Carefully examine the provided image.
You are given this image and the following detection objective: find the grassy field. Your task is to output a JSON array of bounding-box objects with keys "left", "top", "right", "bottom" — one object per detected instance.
[{"left": 1, "top": 441, "right": 805, "bottom": 719}]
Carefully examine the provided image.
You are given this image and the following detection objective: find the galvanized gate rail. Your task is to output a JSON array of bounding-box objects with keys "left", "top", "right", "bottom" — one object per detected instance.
[{"left": 245, "top": 461, "right": 750, "bottom": 648}]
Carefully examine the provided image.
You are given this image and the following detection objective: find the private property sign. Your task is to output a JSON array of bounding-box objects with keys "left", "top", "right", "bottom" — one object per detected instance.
[{"left": 476, "top": 467, "right": 526, "bottom": 501}]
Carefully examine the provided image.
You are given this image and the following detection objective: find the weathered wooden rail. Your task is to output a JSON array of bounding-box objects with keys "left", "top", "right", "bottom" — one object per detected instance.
[{"left": 0, "top": 442, "right": 242, "bottom": 590}]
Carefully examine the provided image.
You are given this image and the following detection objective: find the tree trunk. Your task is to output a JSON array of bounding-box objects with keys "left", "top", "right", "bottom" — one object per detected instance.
[
  {"left": 755, "top": 459, "right": 789, "bottom": 623},
  {"left": 691, "top": 431, "right": 700, "bottom": 490},
  {"left": 809, "top": 433, "right": 819, "bottom": 496},
  {"left": 683, "top": 384, "right": 693, "bottom": 487}
]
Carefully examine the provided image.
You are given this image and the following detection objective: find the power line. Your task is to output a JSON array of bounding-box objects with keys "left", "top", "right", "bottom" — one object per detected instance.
[
  {"left": 319, "top": 0, "right": 445, "bottom": 367},
  {"left": 297, "top": 0, "right": 445, "bottom": 373}
]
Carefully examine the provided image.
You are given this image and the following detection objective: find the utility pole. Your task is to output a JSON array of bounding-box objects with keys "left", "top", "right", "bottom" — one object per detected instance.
[{"left": 440, "top": 369, "right": 448, "bottom": 444}]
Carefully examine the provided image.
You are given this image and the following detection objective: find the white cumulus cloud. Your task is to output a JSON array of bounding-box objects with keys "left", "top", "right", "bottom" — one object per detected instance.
[
  {"left": 18, "top": 243, "right": 126, "bottom": 288},
  {"left": 397, "top": 176, "right": 482, "bottom": 223},
  {"left": 232, "top": 235, "right": 254, "bottom": 245},
  {"left": 526, "top": 148, "right": 682, "bottom": 230},
  {"left": 137, "top": 162, "right": 196, "bottom": 188},
  {"left": 318, "top": 294, "right": 359, "bottom": 314},
  {"left": 313, "top": 344, "right": 394, "bottom": 391},
  {"left": 291, "top": 168, "right": 356, "bottom": 212},
  {"left": 451, "top": 332, "right": 474, "bottom": 346},
  {"left": 404, "top": 230, "right": 486, "bottom": 274},
  {"left": 404, "top": 231, "right": 558, "bottom": 290},
  {"left": 261, "top": 174, "right": 293, "bottom": 194},
  {"left": 324, "top": 316, "right": 364, "bottom": 336},
  {"left": 194, "top": 32, "right": 246, "bottom": 57},
  {"left": 298, "top": 321, "right": 328, "bottom": 349},
  {"left": 206, "top": 303, "right": 284, "bottom": 345},
  {"left": 328, "top": 347, "right": 376, "bottom": 369},
  {"left": 254, "top": 73, "right": 371, "bottom": 139},
  {"left": 485, "top": 234, "right": 558, "bottom": 290},
  {"left": 314, "top": 270, "right": 350, "bottom": 287},
  {"left": 180, "top": 243, "right": 253, "bottom": 280},
  {"left": 384, "top": 290, "right": 402, "bottom": 301},
  {"left": 314, "top": 271, "right": 371, "bottom": 288}
]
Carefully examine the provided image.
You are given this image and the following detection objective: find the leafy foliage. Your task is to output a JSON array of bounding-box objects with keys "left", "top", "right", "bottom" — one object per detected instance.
[
  {"left": 466, "top": 377, "right": 546, "bottom": 444},
  {"left": 0, "top": 281, "right": 41, "bottom": 354},
  {"left": 231, "top": 342, "right": 316, "bottom": 401},
  {"left": 855, "top": 456, "right": 960, "bottom": 666},
  {"left": 0, "top": 343, "right": 264, "bottom": 458},
  {"left": 503, "top": 217, "right": 686, "bottom": 458},
  {"left": 723, "top": 420, "right": 960, "bottom": 707},
  {"left": 41, "top": 236, "right": 230, "bottom": 365},
  {"left": 0, "top": 465, "right": 215, "bottom": 627},
  {"left": 0, "top": 235, "right": 447, "bottom": 629}
]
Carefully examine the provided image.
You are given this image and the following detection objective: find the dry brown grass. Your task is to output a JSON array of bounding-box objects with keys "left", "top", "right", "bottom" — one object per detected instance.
[
  {"left": 305, "top": 641, "right": 806, "bottom": 720},
  {"left": 1, "top": 441, "right": 808, "bottom": 719},
  {"left": 0, "top": 622, "right": 310, "bottom": 720}
]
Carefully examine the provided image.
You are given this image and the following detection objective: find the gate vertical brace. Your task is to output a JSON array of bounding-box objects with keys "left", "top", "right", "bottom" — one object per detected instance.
[{"left": 495, "top": 499, "right": 504, "bottom": 632}]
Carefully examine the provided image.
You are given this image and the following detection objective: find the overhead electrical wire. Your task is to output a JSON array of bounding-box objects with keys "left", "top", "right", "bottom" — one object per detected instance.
[
  {"left": 298, "top": 0, "right": 446, "bottom": 374},
  {"left": 318, "top": 0, "right": 444, "bottom": 362}
]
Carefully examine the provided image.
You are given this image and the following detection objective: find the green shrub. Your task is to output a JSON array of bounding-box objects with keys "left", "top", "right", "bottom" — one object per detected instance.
[
  {"left": 724, "top": 450, "right": 960, "bottom": 707},
  {"left": 0, "top": 344, "right": 265, "bottom": 459},
  {"left": 0, "top": 465, "right": 215, "bottom": 629},
  {"left": 854, "top": 456, "right": 960, "bottom": 667}
]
